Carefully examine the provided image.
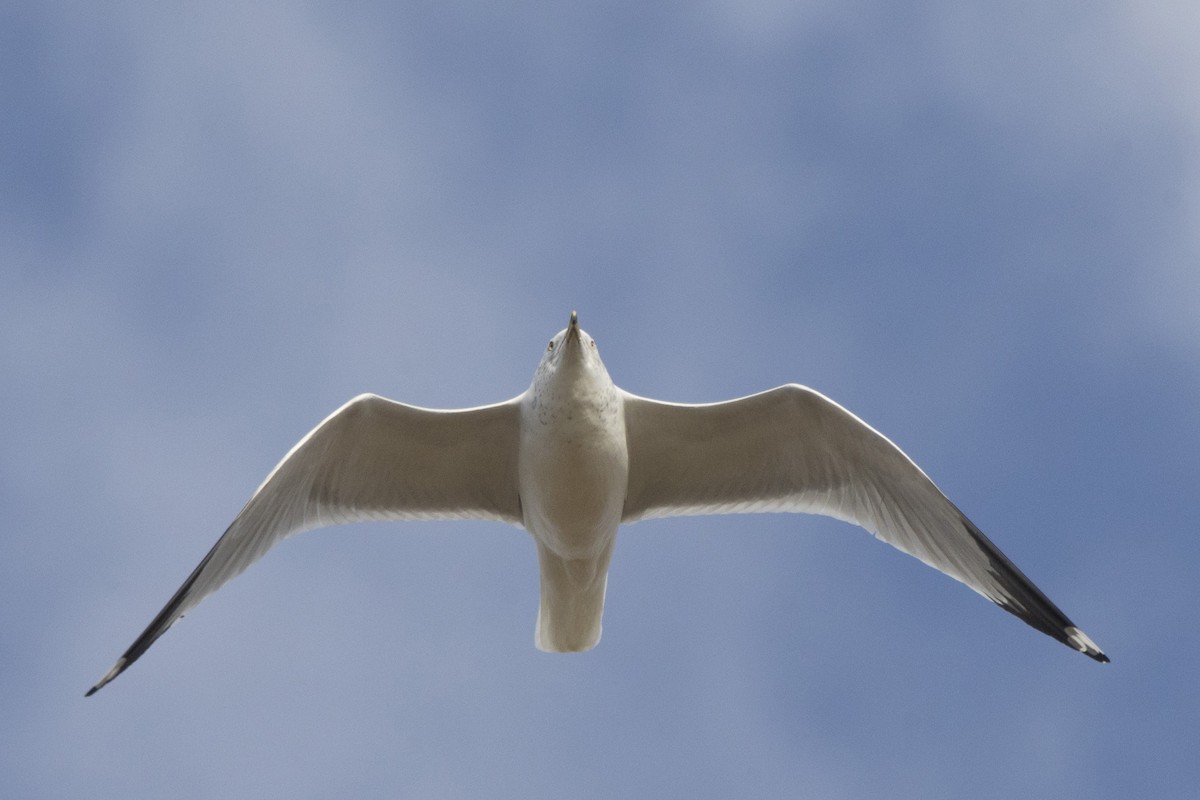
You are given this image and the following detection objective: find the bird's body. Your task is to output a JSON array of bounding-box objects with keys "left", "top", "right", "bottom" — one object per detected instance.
[
  {"left": 88, "top": 312, "right": 1106, "bottom": 696},
  {"left": 519, "top": 321, "right": 627, "bottom": 651}
]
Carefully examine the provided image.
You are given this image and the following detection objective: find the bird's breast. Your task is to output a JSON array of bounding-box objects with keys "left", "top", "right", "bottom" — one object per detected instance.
[{"left": 518, "top": 390, "right": 628, "bottom": 559}]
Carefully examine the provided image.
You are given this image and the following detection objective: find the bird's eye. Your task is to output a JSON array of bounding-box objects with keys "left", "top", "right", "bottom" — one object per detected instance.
[
  {"left": 547, "top": 340, "right": 555, "bottom": 351},
  {"left": 589, "top": 339, "right": 596, "bottom": 348}
]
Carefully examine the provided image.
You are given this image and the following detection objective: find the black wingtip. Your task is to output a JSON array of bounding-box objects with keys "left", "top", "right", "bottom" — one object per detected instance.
[
  {"left": 85, "top": 657, "right": 128, "bottom": 697},
  {"left": 85, "top": 527, "right": 225, "bottom": 698},
  {"left": 956, "top": 513, "right": 1109, "bottom": 664}
]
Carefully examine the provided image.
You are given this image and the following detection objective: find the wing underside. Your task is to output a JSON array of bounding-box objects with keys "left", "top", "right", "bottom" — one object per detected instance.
[
  {"left": 87, "top": 393, "right": 523, "bottom": 695},
  {"left": 621, "top": 386, "right": 1107, "bottom": 662}
]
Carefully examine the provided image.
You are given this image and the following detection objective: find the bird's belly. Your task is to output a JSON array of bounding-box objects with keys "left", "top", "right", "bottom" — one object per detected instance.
[{"left": 519, "top": 438, "right": 627, "bottom": 560}]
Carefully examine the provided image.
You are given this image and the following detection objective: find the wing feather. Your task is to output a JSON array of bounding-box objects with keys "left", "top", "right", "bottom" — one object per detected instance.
[
  {"left": 87, "top": 393, "right": 522, "bottom": 695},
  {"left": 621, "top": 385, "right": 1107, "bottom": 662}
]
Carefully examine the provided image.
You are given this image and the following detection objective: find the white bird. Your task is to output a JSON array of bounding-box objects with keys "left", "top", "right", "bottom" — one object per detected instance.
[{"left": 87, "top": 312, "right": 1107, "bottom": 695}]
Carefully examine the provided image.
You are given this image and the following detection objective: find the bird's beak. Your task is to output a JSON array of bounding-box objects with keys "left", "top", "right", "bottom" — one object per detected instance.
[{"left": 566, "top": 310, "right": 579, "bottom": 343}]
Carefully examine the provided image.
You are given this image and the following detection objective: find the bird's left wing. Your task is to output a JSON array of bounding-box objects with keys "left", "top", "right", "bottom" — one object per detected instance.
[
  {"left": 620, "top": 385, "right": 1107, "bottom": 662},
  {"left": 88, "top": 393, "right": 523, "bottom": 695}
]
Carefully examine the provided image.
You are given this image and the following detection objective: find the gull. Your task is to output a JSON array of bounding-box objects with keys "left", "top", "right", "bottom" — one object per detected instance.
[{"left": 87, "top": 312, "right": 1107, "bottom": 695}]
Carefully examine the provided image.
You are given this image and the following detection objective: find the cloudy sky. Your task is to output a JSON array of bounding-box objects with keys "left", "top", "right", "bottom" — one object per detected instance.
[{"left": 4, "top": 2, "right": 1197, "bottom": 797}]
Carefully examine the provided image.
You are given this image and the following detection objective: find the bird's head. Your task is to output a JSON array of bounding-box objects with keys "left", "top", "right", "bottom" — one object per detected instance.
[{"left": 532, "top": 311, "right": 611, "bottom": 389}]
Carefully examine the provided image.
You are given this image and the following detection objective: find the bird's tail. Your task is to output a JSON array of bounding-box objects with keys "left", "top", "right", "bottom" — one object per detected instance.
[{"left": 533, "top": 543, "right": 613, "bottom": 653}]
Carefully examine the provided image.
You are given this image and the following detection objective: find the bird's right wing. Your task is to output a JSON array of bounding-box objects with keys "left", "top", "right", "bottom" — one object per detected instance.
[
  {"left": 88, "top": 393, "right": 523, "bottom": 695},
  {"left": 621, "top": 385, "right": 1107, "bottom": 662}
]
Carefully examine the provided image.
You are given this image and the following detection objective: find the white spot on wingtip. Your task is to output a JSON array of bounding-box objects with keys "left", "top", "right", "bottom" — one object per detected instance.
[
  {"left": 87, "top": 657, "right": 127, "bottom": 695},
  {"left": 1066, "top": 626, "right": 1103, "bottom": 656}
]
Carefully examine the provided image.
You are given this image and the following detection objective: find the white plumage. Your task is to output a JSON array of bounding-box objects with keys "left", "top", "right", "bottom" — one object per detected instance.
[{"left": 87, "top": 312, "right": 1106, "bottom": 696}]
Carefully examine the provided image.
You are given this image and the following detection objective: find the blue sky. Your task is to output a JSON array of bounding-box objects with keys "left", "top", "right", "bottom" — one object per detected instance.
[{"left": 3, "top": 2, "right": 1197, "bottom": 797}]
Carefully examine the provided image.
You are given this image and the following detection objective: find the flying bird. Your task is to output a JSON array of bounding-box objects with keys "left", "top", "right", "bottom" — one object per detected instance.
[{"left": 87, "top": 312, "right": 1107, "bottom": 695}]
